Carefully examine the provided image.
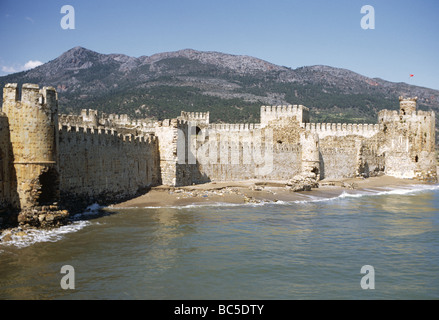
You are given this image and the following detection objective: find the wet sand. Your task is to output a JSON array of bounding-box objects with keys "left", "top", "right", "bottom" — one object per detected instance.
[{"left": 110, "top": 175, "right": 431, "bottom": 209}]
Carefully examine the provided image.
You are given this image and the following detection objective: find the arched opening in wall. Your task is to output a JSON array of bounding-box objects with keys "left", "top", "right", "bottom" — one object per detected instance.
[
  {"left": 401, "top": 109, "right": 406, "bottom": 115},
  {"left": 195, "top": 126, "right": 201, "bottom": 136},
  {"left": 415, "top": 155, "right": 419, "bottom": 163},
  {"left": 37, "top": 168, "right": 59, "bottom": 205}
]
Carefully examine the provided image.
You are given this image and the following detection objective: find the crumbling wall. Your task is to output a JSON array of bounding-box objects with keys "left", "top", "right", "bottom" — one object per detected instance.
[
  {"left": 356, "top": 135, "right": 386, "bottom": 178},
  {"left": 1, "top": 83, "right": 69, "bottom": 228},
  {"left": 2, "top": 84, "right": 60, "bottom": 209},
  {"left": 2, "top": 81, "right": 437, "bottom": 229},
  {"left": 379, "top": 107, "right": 437, "bottom": 181}
]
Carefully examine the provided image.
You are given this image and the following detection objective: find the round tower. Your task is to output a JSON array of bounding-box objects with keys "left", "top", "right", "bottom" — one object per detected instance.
[
  {"left": 2, "top": 83, "right": 61, "bottom": 213},
  {"left": 399, "top": 96, "right": 417, "bottom": 115}
]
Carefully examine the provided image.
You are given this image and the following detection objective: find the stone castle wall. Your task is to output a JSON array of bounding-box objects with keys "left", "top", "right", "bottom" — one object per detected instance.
[
  {"left": 0, "top": 84, "right": 436, "bottom": 228},
  {"left": 302, "top": 122, "right": 381, "bottom": 139},
  {"left": 378, "top": 104, "right": 436, "bottom": 180},
  {"left": 58, "top": 124, "right": 160, "bottom": 209},
  {"left": 2, "top": 84, "right": 60, "bottom": 211},
  {"left": 260, "top": 105, "right": 310, "bottom": 127},
  {"left": 190, "top": 127, "right": 292, "bottom": 182},
  {"left": 1, "top": 84, "right": 69, "bottom": 227},
  {"left": 153, "top": 119, "right": 180, "bottom": 186},
  {"left": 177, "top": 101, "right": 435, "bottom": 183},
  {"left": 0, "top": 84, "right": 162, "bottom": 227},
  {"left": 0, "top": 112, "right": 15, "bottom": 213}
]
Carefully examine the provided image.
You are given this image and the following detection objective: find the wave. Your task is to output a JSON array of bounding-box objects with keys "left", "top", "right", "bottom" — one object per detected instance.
[
  {"left": 70, "top": 203, "right": 105, "bottom": 220},
  {"left": 0, "top": 220, "right": 91, "bottom": 249},
  {"left": 0, "top": 203, "right": 106, "bottom": 250},
  {"left": 112, "top": 200, "right": 269, "bottom": 210},
  {"left": 288, "top": 183, "right": 439, "bottom": 204},
  {"left": 2, "top": 183, "right": 437, "bottom": 250},
  {"left": 109, "top": 183, "right": 439, "bottom": 210}
]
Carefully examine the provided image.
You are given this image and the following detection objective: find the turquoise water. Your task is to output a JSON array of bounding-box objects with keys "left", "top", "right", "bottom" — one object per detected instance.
[{"left": 1, "top": 184, "right": 439, "bottom": 299}]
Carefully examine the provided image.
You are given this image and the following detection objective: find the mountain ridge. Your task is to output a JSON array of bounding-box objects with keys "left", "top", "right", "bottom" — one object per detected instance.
[{"left": 1, "top": 46, "right": 438, "bottom": 128}]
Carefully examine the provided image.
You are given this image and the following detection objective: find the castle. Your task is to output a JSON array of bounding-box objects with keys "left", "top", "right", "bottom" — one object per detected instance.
[{"left": 0, "top": 83, "right": 437, "bottom": 228}]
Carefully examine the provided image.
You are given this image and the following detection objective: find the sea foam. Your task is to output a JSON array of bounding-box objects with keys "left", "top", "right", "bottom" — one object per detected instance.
[
  {"left": 0, "top": 220, "right": 90, "bottom": 249},
  {"left": 2, "top": 184, "right": 437, "bottom": 249}
]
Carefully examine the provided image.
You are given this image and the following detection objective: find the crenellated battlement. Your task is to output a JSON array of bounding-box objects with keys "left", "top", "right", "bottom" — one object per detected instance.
[
  {"left": 260, "top": 104, "right": 310, "bottom": 126},
  {"left": 399, "top": 96, "right": 417, "bottom": 115},
  {"left": 302, "top": 122, "right": 381, "bottom": 138},
  {"left": 59, "top": 114, "right": 86, "bottom": 127},
  {"left": 208, "top": 123, "right": 261, "bottom": 131},
  {"left": 1, "top": 83, "right": 62, "bottom": 222},
  {"left": 3, "top": 83, "right": 58, "bottom": 114},
  {"left": 1, "top": 82, "right": 437, "bottom": 228},
  {"left": 80, "top": 109, "right": 98, "bottom": 126},
  {"left": 180, "top": 111, "right": 210, "bottom": 122},
  {"left": 157, "top": 119, "right": 173, "bottom": 127},
  {"left": 59, "top": 109, "right": 162, "bottom": 134},
  {"left": 59, "top": 124, "right": 157, "bottom": 146},
  {"left": 2, "top": 83, "right": 19, "bottom": 102},
  {"left": 378, "top": 109, "right": 435, "bottom": 123},
  {"left": 107, "top": 113, "right": 130, "bottom": 125}
]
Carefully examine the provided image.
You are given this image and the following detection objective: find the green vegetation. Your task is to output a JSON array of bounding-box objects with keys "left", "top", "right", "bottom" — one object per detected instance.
[
  {"left": 60, "top": 85, "right": 262, "bottom": 123},
  {"left": 0, "top": 50, "right": 437, "bottom": 139}
]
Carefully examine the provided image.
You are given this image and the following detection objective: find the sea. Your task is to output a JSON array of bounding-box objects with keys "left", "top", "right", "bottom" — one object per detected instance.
[{"left": 1, "top": 184, "right": 439, "bottom": 300}]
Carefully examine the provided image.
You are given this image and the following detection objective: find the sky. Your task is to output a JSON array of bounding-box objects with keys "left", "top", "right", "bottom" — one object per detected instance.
[{"left": 0, "top": 0, "right": 438, "bottom": 89}]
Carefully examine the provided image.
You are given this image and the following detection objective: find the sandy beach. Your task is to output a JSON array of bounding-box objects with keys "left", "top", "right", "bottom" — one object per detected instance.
[{"left": 110, "top": 175, "right": 433, "bottom": 209}]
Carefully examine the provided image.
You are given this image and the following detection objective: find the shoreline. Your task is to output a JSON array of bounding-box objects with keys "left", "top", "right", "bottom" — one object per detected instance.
[
  {"left": 2, "top": 175, "right": 437, "bottom": 247},
  {"left": 109, "top": 175, "right": 436, "bottom": 209}
]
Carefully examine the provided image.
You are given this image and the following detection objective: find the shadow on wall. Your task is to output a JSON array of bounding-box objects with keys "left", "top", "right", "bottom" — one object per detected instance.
[
  {"left": 34, "top": 167, "right": 60, "bottom": 206},
  {"left": 57, "top": 123, "right": 163, "bottom": 215},
  {"left": 0, "top": 122, "right": 20, "bottom": 229},
  {"left": 175, "top": 125, "right": 211, "bottom": 187},
  {"left": 318, "top": 152, "right": 325, "bottom": 180}
]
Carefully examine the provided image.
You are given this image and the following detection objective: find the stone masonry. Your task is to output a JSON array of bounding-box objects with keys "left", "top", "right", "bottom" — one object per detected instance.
[{"left": 0, "top": 83, "right": 436, "bottom": 228}]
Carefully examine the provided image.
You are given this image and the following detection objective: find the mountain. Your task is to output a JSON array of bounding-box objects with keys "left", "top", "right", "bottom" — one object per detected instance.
[{"left": 1, "top": 46, "right": 439, "bottom": 127}]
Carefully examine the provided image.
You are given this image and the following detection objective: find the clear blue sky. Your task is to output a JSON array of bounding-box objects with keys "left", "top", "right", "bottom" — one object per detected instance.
[{"left": 1, "top": 0, "right": 438, "bottom": 89}]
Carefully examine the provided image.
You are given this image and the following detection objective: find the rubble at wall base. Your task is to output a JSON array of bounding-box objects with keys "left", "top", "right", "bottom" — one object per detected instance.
[{"left": 17, "top": 207, "right": 69, "bottom": 229}]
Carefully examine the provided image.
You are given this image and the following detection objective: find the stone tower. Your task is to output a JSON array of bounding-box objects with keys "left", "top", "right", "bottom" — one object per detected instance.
[
  {"left": 399, "top": 96, "right": 417, "bottom": 115},
  {"left": 0, "top": 111, "right": 14, "bottom": 213},
  {"left": 2, "top": 83, "right": 68, "bottom": 227},
  {"left": 378, "top": 97, "right": 437, "bottom": 181}
]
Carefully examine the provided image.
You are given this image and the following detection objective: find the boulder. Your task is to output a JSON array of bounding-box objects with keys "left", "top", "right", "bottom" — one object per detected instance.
[{"left": 286, "top": 172, "right": 319, "bottom": 192}]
